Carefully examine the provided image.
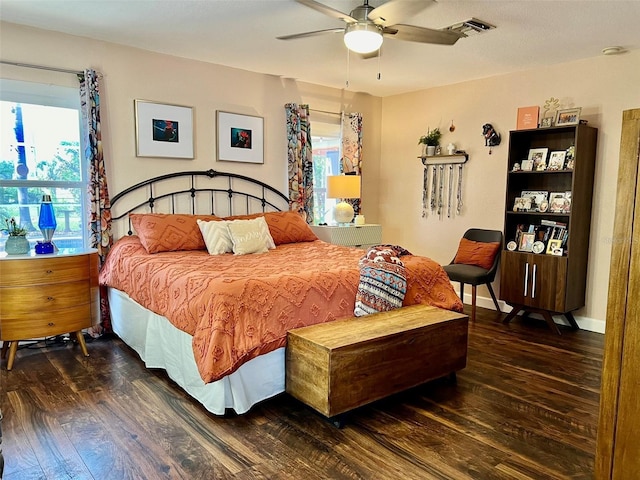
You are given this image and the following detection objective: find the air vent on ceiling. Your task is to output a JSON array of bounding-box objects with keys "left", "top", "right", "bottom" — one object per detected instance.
[{"left": 445, "top": 18, "right": 496, "bottom": 37}]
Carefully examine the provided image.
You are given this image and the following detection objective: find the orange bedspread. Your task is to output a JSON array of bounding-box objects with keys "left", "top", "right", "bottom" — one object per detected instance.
[{"left": 99, "top": 236, "right": 463, "bottom": 383}]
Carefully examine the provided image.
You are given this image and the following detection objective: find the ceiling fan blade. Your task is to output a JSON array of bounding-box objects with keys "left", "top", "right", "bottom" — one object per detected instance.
[
  {"left": 277, "top": 28, "right": 345, "bottom": 41},
  {"left": 383, "top": 24, "right": 464, "bottom": 46},
  {"left": 368, "top": 0, "right": 435, "bottom": 26},
  {"left": 294, "top": 0, "right": 356, "bottom": 24}
]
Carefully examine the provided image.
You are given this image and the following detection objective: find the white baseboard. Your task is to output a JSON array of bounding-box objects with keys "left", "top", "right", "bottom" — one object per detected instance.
[{"left": 454, "top": 288, "right": 606, "bottom": 334}]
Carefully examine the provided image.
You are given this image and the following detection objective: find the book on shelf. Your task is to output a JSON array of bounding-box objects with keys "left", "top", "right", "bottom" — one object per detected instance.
[
  {"left": 541, "top": 219, "right": 567, "bottom": 227},
  {"left": 517, "top": 106, "right": 540, "bottom": 130}
]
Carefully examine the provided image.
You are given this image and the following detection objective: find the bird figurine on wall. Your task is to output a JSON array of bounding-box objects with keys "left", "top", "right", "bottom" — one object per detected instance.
[{"left": 482, "top": 123, "right": 501, "bottom": 154}]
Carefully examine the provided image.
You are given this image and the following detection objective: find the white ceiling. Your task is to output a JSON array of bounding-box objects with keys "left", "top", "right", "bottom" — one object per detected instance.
[{"left": 1, "top": 0, "right": 639, "bottom": 97}]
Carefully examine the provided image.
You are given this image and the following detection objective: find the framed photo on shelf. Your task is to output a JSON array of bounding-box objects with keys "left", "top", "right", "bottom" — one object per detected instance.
[
  {"left": 540, "top": 117, "right": 554, "bottom": 128},
  {"left": 513, "top": 196, "right": 532, "bottom": 212},
  {"left": 546, "top": 239, "right": 563, "bottom": 255},
  {"left": 521, "top": 159, "right": 534, "bottom": 171},
  {"left": 549, "top": 192, "right": 566, "bottom": 213},
  {"left": 555, "top": 107, "right": 582, "bottom": 126},
  {"left": 547, "top": 151, "right": 567, "bottom": 170},
  {"left": 528, "top": 148, "right": 549, "bottom": 171},
  {"left": 135, "top": 100, "right": 194, "bottom": 159},
  {"left": 514, "top": 223, "right": 528, "bottom": 246},
  {"left": 518, "top": 232, "right": 535, "bottom": 252},
  {"left": 216, "top": 111, "right": 264, "bottom": 164},
  {"left": 521, "top": 190, "right": 549, "bottom": 211}
]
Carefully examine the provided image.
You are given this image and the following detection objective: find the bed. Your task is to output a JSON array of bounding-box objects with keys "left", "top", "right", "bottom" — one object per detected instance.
[{"left": 100, "top": 170, "right": 463, "bottom": 415}]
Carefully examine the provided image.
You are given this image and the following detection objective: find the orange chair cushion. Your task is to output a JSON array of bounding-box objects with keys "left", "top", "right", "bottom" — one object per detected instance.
[
  {"left": 130, "top": 213, "right": 222, "bottom": 253},
  {"left": 453, "top": 238, "right": 501, "bottom": 270}
]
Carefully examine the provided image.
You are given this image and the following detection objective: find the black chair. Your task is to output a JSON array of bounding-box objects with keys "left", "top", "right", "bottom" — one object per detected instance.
[{"left": 443, "top": 228, "right": 503, "bottom": 322}]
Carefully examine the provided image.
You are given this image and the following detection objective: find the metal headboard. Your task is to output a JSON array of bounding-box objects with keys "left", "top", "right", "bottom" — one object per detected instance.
[{"left": 110, "top": 169, "right": 290, "bottom": 237}]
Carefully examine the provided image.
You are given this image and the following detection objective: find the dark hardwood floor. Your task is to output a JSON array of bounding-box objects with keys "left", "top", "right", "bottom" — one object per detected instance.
[{"left": 0, "top": 307, "right": 603, "bottom": 479}]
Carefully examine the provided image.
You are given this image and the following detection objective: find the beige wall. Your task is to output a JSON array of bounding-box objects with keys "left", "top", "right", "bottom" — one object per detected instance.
[
  {"left": 380, "top": 49, "right": 640, "bottom": 331},
  {"left": 2, "top": 21, "right": 638, "bottom": 331},
  {"left": 0, "top": 22, "right": 382, "bottom": 222}
]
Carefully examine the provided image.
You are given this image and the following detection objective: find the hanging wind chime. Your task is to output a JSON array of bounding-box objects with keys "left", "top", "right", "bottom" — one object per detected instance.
[{"left": 421, "top": 153, "right": 468, "bottom": 219}]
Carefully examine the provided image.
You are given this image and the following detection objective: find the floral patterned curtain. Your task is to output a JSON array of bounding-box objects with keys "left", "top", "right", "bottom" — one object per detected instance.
[
  {"left": 341, "top": 112, "right": 363, "bottom": 215},
  {"left": 285, "top": 103, "right": 314, "bottom": 222},
  {"left": 79, "top": 69, "right": 113, "bottom": 334}
]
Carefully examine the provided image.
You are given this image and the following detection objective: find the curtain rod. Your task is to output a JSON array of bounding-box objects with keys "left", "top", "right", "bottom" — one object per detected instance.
[
  {"left": 0, "top": 60, "right": 83, "bottom": 76},
  {"left": 309, "top": 108, "right": 342, "bottom": 117}
]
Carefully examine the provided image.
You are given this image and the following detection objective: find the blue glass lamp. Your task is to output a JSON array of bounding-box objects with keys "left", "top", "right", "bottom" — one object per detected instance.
[{"left": 37, "top": 194, "right": 57, "bottom": 254}]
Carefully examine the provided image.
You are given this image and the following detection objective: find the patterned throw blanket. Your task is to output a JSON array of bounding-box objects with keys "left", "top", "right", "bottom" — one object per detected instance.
[{"left": 354, "top": 245, "right": 412, "bottom": 317}]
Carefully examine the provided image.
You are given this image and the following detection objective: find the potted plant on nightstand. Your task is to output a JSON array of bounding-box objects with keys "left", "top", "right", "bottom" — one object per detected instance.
[
  {"left": 418, "top": 127, "right": 442, "bottom": 156},
  {"left": 2, "top": 217, "right": 30, "bottom": 255}
]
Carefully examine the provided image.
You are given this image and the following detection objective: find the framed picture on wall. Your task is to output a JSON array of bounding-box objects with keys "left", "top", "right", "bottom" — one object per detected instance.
[
  {"left": 135, "top": 100, "right": 194, "bottom": 159},
  {"left": 216, "top": 111, "right": 264, "bottom": 164}
]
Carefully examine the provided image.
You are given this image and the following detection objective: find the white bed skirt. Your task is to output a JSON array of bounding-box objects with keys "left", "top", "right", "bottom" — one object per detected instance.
[{"left": 107, "top": 288, "right": 285, "bottom": 415}]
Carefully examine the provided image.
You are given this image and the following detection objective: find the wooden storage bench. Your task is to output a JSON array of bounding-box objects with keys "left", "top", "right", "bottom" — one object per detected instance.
[{"left": 285, "top": 304, "right": 468, "bottom": 424}]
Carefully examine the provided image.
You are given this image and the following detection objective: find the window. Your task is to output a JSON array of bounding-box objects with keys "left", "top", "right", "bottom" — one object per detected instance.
[
  {"left": 312, "top": 121, "right": 341, "bottom": 224},
  {"left": 0, "top": 79, "right": 87, "bottom": 252}
]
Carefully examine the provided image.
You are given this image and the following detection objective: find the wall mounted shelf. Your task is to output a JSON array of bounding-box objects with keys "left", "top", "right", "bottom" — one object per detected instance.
[{"left": 419, "top": 153, "right": 469, "bottom": 166}]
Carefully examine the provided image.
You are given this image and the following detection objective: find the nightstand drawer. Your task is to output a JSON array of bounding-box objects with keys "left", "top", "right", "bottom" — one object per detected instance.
[
  {"left": 0, "top": 256, "right": 90, "bottom": 286},
  {"left": 0, "top": 281, "right": 91, "bottom": 316},
  {"left": 0, "top": 304, "right": 93, "bottom": 340},
  {"left": 311, "top": 224, "right": 382, "bottom": 247}
]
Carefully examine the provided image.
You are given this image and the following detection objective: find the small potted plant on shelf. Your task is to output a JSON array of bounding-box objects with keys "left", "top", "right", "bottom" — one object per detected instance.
[
  {"left": 418, "top": 128, "right": 442, "bottom": 156},
  {"left": 2, "top": 217, "right": 30, "bottom": 255}
]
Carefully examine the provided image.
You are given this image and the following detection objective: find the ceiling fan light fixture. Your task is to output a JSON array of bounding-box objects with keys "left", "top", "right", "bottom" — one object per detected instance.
[{"left": 344, "top": 22, "right": 383, "bottom": 54}]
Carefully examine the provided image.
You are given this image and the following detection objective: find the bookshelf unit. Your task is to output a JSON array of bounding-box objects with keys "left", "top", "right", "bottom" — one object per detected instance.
[{"left": 500, "top": 124, "right": 598, "bottom": 333}]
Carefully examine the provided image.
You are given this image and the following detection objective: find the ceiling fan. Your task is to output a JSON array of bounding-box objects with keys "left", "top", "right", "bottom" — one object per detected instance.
[{"left": 277, "top": 0, "right": 464, "bottom": 55}]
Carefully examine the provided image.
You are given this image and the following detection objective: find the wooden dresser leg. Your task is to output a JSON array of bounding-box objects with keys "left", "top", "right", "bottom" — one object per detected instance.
[
  {"left": 503, "top": 305, "right": 523, "bottom": 324},
  {"left": 564, "top": 312, "right": 580, "bottom": 330},
  {"left": 541, "top": 311, "right": 562, "bottom": 335},
  {"left": 0, "top": 341, "right": 8, "bottom": 360},
  {"left": 6, "top": 341, "right": 19, "bottom": 371},
  {"left": 75, "top": 331, "right": 90, "bottom": 357}
]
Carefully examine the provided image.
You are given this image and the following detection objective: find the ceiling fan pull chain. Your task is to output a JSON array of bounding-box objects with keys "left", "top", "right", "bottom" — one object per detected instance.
[
  {"left": 377, "top": 47, "right": 381, "bottom": 80},
  {"left": 346, "top": 48, "right": 350, "bottom": 88}
]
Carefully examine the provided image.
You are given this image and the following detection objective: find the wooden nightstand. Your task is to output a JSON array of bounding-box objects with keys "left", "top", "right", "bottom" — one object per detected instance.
[
  {"left": 310, "top": 224, "right": 382, "bottom": 248},
  {"left": 0, "top": 248, "right": 99, "bottom": 370}
]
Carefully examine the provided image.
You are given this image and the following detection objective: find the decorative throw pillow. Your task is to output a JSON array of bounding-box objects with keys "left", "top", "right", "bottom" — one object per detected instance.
[
  {"left": 453, "top": 238, "right": 501, "bottom": 270},
  {"left": 197, "top": 219, "right": 233, "bottom": 255},
  {"left": 263, "top": 211, "right": 318, "bottom": 245},
  {"left": 130, "top": 213, "right": 221, "bottom": 254},
  {"left": 226, "top": 217, "right": 275, "bottom": 255}
]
